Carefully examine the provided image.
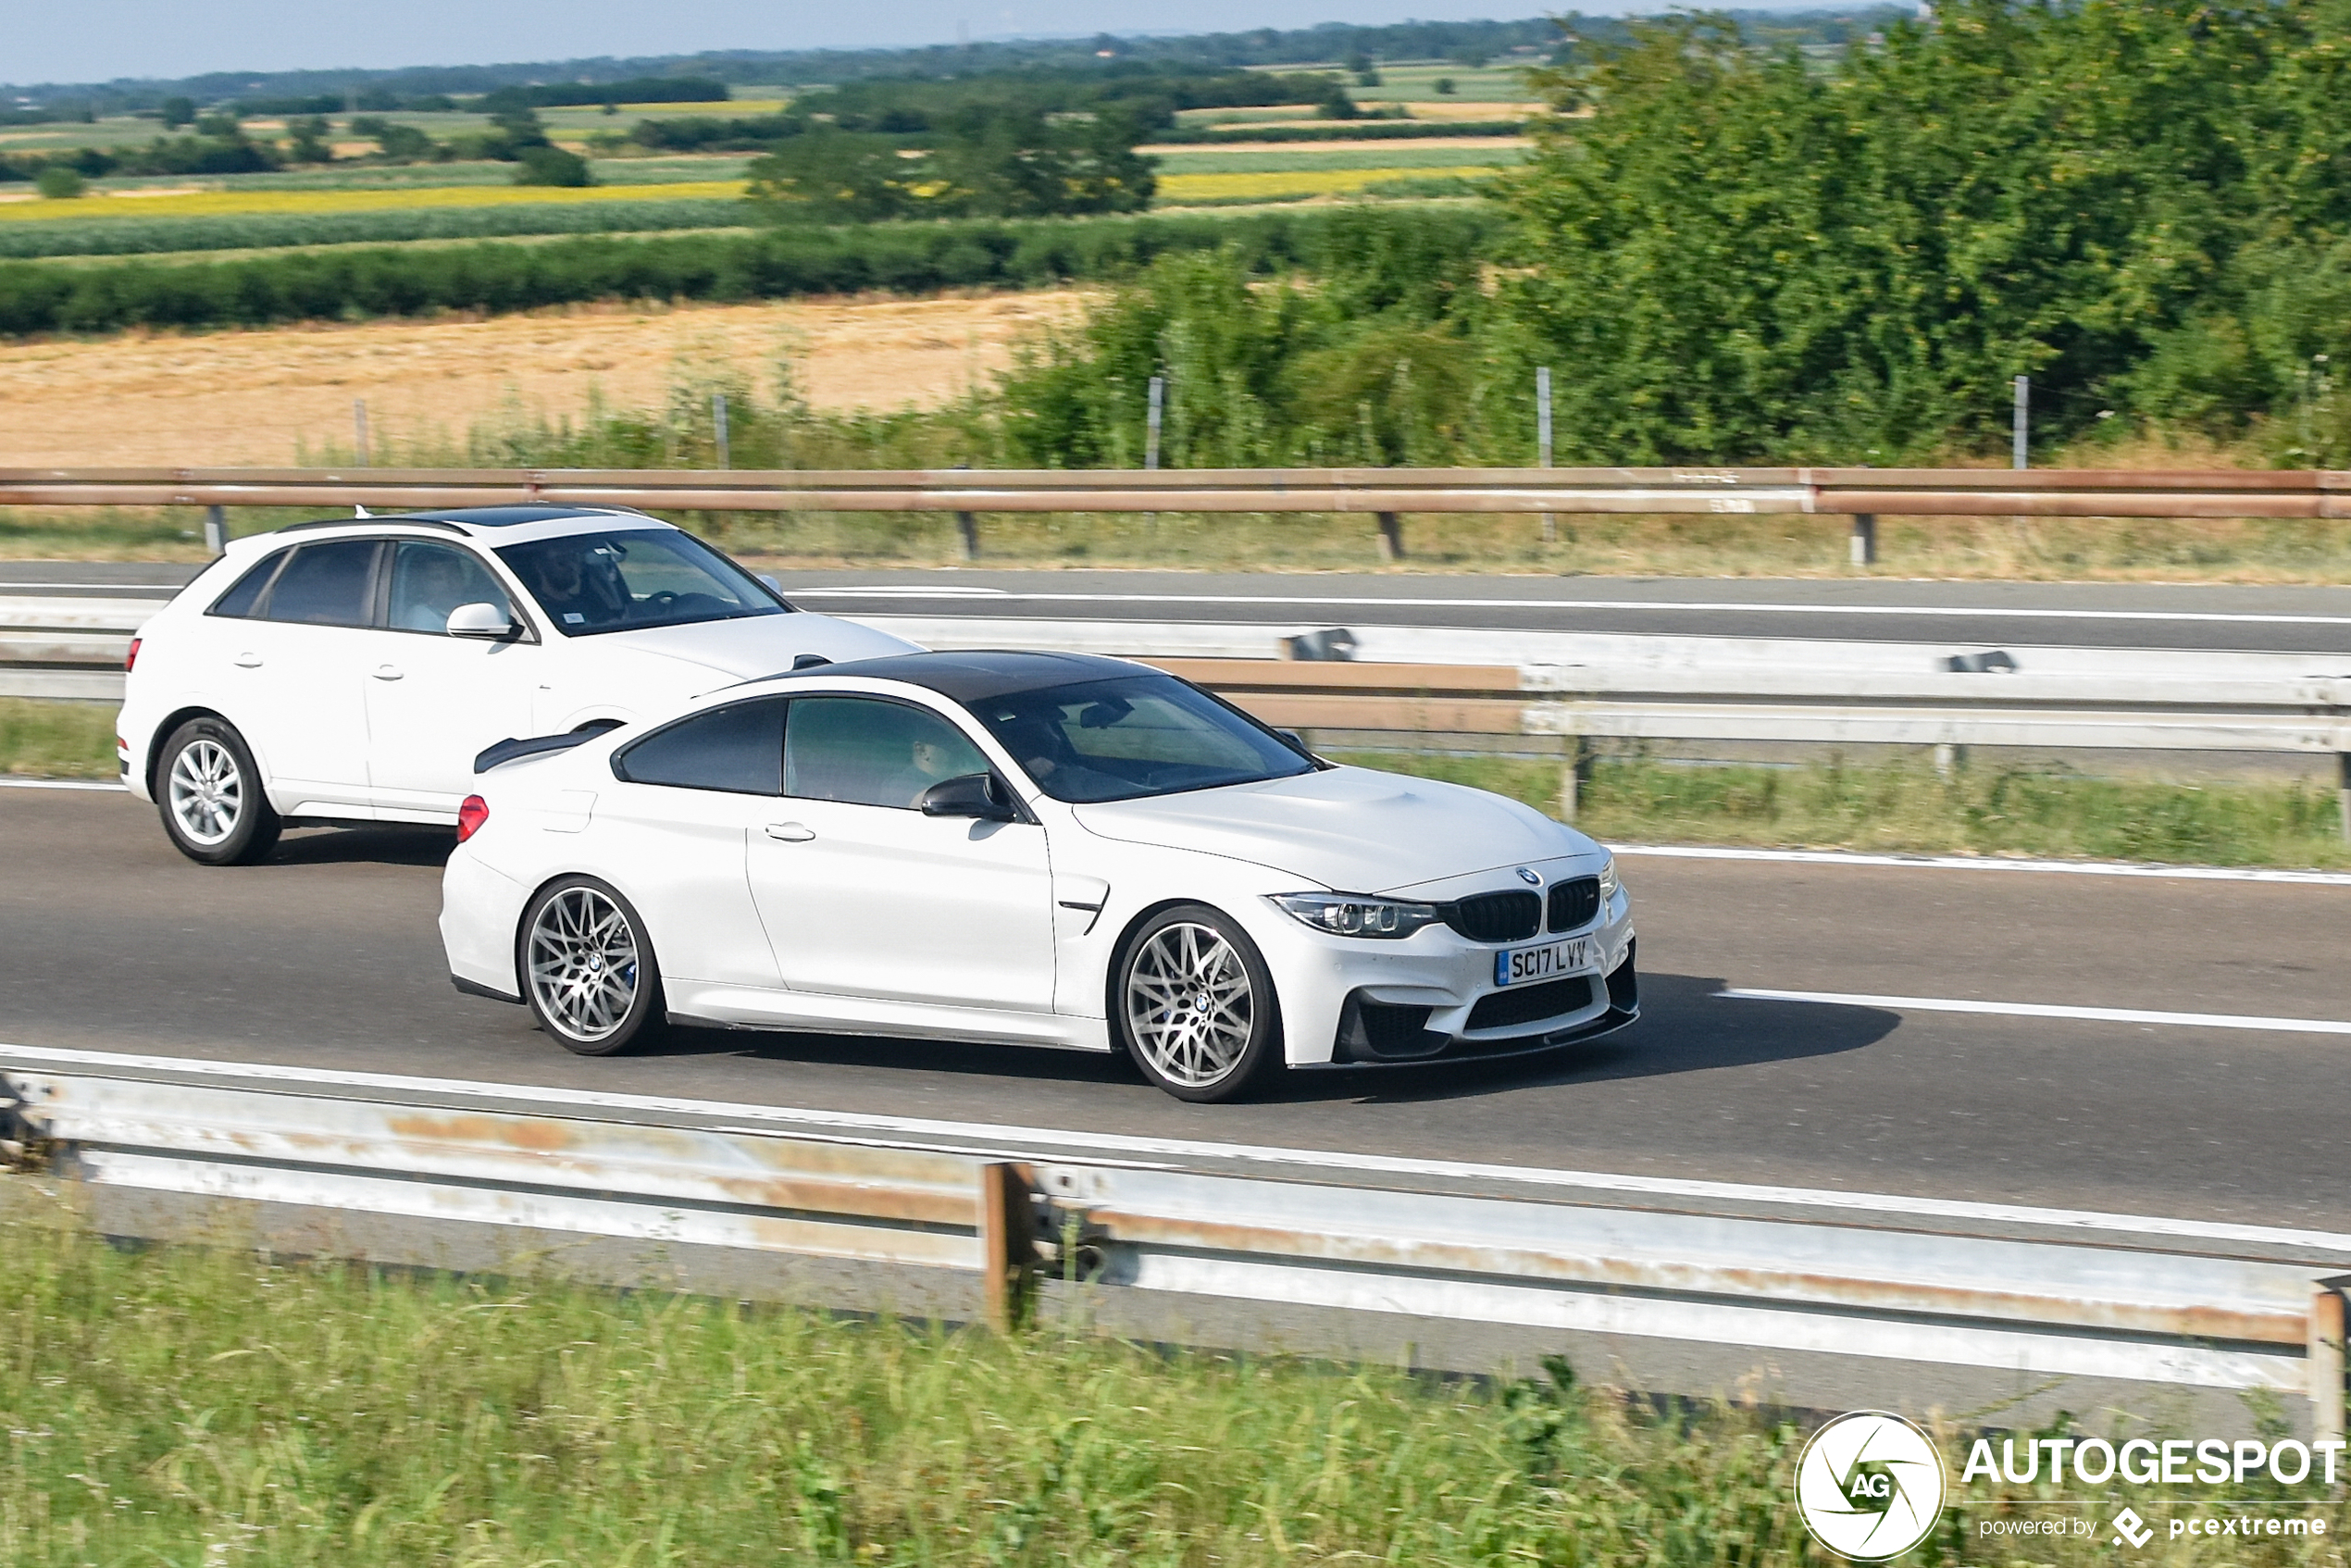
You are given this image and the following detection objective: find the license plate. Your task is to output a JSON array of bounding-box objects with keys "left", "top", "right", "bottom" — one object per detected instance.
[{"left": 1495, "top": 936, "right": 1598, "bottom": 988}]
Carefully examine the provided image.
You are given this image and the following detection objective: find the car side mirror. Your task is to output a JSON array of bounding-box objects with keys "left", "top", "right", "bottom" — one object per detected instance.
[
  {"left": 446, "top": 602, "right": 515, "bottom": 640},
  {"left": 919, "top": 772, "right": 1017, "bottom": 822}
]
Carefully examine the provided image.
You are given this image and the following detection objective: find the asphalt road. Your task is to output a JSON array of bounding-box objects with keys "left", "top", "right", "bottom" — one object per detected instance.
[
  {"left": 7, "top": 787, "right": 2346, "bottom": 1233},
  {"left": 7, "top": 561, "right": 2350, "bottom": 653}
]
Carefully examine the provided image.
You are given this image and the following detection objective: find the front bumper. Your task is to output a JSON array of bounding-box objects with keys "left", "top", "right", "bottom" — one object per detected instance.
[{"left": 1326, "top": 946, "right": 1640, "bottom": 1065}]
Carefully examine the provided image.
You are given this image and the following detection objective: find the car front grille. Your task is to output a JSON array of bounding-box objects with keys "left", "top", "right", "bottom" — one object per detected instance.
[
  {"left": 1547, "top": 877, "right": 1601, "bottom": 933},
  {"left": 1466, "top": 975, "right": 1596, "bottom": 1032},
  {"left": 1444, "top": 889, "right": 1541, "bottom": 943}
]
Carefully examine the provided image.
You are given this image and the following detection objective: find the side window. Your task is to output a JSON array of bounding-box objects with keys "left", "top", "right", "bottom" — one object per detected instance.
[
  {"left": 207, "top": 552, "right": 289, "bottom": 618},
  {"left": 387, "top": 541, "right": 514, "bottom": 635},
  {"left": 784, "top": 697, "right": 990, "bottom": 810},
  {"left": 259, "top": 541, "right": 379, "bottom": 628},
  {"left": 614, "top": 698, "right": 785, "bottom": 795}
]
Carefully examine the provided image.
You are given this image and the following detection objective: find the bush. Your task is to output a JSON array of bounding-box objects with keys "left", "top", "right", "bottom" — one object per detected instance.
[
  {"left": 33, "top": 165, "right": 85, "bottom": 200},
  {"left": 515, "top": 145, "right": 593, "bottom": 187}
]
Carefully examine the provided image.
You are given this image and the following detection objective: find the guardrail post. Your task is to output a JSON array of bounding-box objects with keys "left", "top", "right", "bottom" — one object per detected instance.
[
  {"left": 2338, "top": 754, "right": 2349, "bottom": 844},
  {"left": 979, "top": 1162, "right": 1036, "bottom": 1332},
  {"left": 1850, "top": 513, "right": 1877, "bottom": 566},
  {"left": 1375, "top": 512, "right": 1404, "bottom": 562},
  {"left": 1559, "top": 737, "right": 1587, "bottom": 821},
  {"left": 956, "top": 511, "right": 979, "bottom": 562},
  {"left": 202, "top": 505, "right": 227, "bottom": 556},
  {"left": 2310, "top": 1278, "right": 2347, "bottom": 1440}
]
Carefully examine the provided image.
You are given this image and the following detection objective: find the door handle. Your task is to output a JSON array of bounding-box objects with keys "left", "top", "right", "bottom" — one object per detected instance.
[
  {"left": 372, "top": 665, "right": 404, "bottom": 681},
  {"left": 764, "top": 822, "right": 815, "bottom": 842},
  {"left": 232, "top": 653, "right": 262, "bottom": 668}
]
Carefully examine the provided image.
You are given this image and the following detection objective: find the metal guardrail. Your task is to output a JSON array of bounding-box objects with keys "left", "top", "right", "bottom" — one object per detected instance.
[{"left": 5, "top": 1065, "right": 2346, "bottom": 1432}]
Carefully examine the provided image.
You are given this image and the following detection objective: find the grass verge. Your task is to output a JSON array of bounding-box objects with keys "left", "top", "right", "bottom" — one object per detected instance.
[
  {"left": 0, "top": 697, "right": 116, "bottom": 778},
  {"left": 1339, "top": 752, "right": 2351, "bottom": 869},
  {"left": 0, "top": 1214, "right": 2325, "bottom": 1568}
]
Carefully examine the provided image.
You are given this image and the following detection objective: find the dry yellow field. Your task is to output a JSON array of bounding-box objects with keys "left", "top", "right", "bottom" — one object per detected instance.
[{"left": 0, "top": 291, "right": 1093, "bottom": 467}]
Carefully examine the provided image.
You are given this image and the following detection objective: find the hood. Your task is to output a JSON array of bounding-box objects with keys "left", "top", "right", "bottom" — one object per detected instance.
[
  {"left": 1072, "top": 765, "right": 1595, "bottom": 893},
  {"left": 595, "top": 611, "right": 919, "bottom": 680}
]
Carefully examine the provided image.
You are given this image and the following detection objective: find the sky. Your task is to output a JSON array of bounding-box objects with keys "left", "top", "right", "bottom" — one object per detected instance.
[{"left": 8, "top": 1, "right": 1579, "bottom": 87}]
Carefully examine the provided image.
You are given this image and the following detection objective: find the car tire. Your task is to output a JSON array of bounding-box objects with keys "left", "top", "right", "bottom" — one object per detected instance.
[
  {"left": 1113, "top": 902, "right": 1283, "bottom": 1103},
  {"left": 155, "top": 716, "right": 282, "bottom": 866},
  {"left": 517, "top": 876, "right": 667, "bottom": 1056}
]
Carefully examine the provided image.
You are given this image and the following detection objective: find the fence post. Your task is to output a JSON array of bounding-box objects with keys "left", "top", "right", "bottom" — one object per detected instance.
[
  {"left": 1144, "top": 375, "right": 1163, "bottom": 529},
  {"left": 979, "top": 1163, "right": 1036, "bottom": 1332},
  {"left": 2310, "top": 1278, "right": 2347, "bottom": 1441},
  {"left": 712, "top": 392, "right": 730, "bottom": 470},
  {"left": 1375, "top": 512, "right": 1404, "bottom": 562},
  {"left": 1536, "top": 366, "right": 1555, "bottom": 544},
  {"left": 1850, "top": 514, "right": 1877, "bottom": 566},
  {"left": 2339, "top": 753, "right": 2350, "bottom": 844},
  {"left": 956, "top": 511, "right": 980, "bottom": 561},
  {"left": 202, "top": 505, "right": 227, "bottom": 557},
  {"left": 353, "top": 399, "right": 370, "bottom": 467},
  {"left": 2012, "top": 376, "right": 2030, "bottom": 470},
  {"left": 1559, "top": 736, "right": 1586, "bottom": 822}
]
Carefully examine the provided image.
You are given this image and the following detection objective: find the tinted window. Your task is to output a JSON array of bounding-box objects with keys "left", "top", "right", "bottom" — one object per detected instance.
[
  {"left": 495, "top": 529, "right": 786, "bottom": 636},
  {"left": 260, "top": 541, "right": 379, "bottom": 628},
  {"left": 207, "top": 552, "right": 287, "bottom": 618},
  {"left": 784, "top": 697, "right": 990, "bottom": 810},
  {"left": 969, "top": 674, "right": 1312, "bottom": 803},
  {"left": 615, "top": 698, "right": 785, "bottom": 795},
  {"left": 387, "top": 541, "right": 514, "bottom": 634}
]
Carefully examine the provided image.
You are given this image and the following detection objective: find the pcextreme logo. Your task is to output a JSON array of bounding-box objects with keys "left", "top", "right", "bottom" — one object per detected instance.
[{"left": 1795, "top": 1411, "right": 1949, "bottom": 1562}]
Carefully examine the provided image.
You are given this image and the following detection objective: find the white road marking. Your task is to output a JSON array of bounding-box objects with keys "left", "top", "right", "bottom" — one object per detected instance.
[
  {"left": 0, "top": 777, "right": 125, "bottom": 791},
  {"left": 1617, "top": 844, "right": 2351, "bottom": 886},
  {"left": 3, "top": 1040, "right": 2345, "bottom": 1253},
  {"left": 792, "top": 587, "right": 2351, "bottom": 628},
  {"left": 1721, "top": 988, "right": 2351, "bottom": 1036},
  {"left": 0, "top": 583, "right": 180, "bottom": 593}
]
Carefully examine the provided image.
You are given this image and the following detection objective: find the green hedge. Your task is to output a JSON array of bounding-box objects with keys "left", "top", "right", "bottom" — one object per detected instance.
[
  {"left": 0, "top": 206, "right": 1502, "bottom": 336},
  {"left": 0, "top": 199, "right": 758, "bottom": 260}
]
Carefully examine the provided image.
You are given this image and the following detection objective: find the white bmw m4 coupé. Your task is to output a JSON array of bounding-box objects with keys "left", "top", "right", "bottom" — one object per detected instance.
[{"left": 441, "top": 650, "right": 1637, "bottom": 1101}]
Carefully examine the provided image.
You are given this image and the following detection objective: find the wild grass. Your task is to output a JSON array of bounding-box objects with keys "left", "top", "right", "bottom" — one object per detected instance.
[
  {"left": 0, "top": 1214, "right": 2328, "bottom": 1568},
  {"left": 0, "top": 697, "right": 117, "bottom": 778},
  {"left": 1340, "top": 751, "right": 2351, "bottom": 869}
]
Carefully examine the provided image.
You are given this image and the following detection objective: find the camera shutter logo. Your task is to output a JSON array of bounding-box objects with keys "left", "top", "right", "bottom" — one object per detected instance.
[{"left": 1794, "top": 1412, "right": 1947, "bottom": 1561}]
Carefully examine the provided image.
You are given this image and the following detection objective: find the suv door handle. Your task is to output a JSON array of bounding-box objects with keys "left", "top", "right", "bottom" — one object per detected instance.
[
  {"left": 232, "top": 653, "right": 262, "bottom": 668},
  {"left": 764, "top": 822, "right": 815, "bottom": 842},
  {"left": 372, "top": 665, "right": 404, "bottom": 681}
]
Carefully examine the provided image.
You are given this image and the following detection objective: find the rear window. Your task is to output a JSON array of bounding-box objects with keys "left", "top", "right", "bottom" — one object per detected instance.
[
  {"left": 207, "top": 552, "right": 289, "bottom": 618},
  {"left": 259, "top": 541, "right": 379, "bottom": 628},
  {"left": 614, "top": 698, "right": 786, "bottom": 796}
]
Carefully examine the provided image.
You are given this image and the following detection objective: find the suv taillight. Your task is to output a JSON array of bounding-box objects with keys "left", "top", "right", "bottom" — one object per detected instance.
[
  {"left": 124, "top": 637, "right": 141, "bottom": 673},
  {"left": 457, "top": 795, "right": 489, "bottom": 842}
]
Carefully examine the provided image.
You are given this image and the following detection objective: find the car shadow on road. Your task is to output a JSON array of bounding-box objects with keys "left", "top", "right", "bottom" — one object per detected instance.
[
  {"left": 268, "top": 826, "right": 457, "bottom": 868},
  {"left": 633, "top": 972, "right": 1899, "bottom": 1104},
  {"left": 1298, "top": 972, "right": 1901, "bottom": 1106}
]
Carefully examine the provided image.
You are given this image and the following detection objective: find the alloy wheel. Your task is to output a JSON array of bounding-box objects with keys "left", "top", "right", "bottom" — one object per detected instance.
[
  {"left": 1125, "top": 921, "right": 1254, "bottom": 1088},
  {"left": 167, "top": 738, "right": 242, "bottom": 847},
  {"left": 527, "top": 886, "right": 641, "bottom": 1043}
]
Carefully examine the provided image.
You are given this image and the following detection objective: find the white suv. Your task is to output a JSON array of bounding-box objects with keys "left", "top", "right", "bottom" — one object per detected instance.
[{"left": 118, "top": 505, "right": 917, "bottom": 865}]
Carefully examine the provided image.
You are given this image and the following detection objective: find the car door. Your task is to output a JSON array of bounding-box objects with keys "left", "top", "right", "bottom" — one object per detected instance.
[
  {"left": 362, "top": 539, "right": 541, "bottom": 817},
  {"left": 747, "top": 694, "right": 1056, "bottom": 1014},
  {"left": 220, "top": 538, "right": 379, "bottom": 809}
]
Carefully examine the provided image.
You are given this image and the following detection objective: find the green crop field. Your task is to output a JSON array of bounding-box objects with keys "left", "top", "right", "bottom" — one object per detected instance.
[{"left": 1149, "top": 144, "right": 1522, "bottom": 173}]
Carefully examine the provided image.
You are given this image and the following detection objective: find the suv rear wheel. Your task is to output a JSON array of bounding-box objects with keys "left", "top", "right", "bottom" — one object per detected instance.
[{"left": 155, "top": 716, "right": 282, "bottom": 866}]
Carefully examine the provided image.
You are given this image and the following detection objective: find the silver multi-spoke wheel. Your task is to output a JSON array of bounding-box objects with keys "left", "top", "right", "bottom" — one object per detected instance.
[
  {"left": 1125, "top": 920, "right": 1255, "bottom": 1089},
  {"left": 167, "top": 738, "right": 242, "bottom": 847},
  {"left": 527, "top": 886, "right": 642, "bottom": 1045}
]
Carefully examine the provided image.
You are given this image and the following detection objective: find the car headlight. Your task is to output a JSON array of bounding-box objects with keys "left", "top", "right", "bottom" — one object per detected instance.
[
  {"left": 1271, "top": 891, "right": 1440, "bottom": 940},
  {"left": 1598, "top": 854, "right": 1622, "bottom": 903}
]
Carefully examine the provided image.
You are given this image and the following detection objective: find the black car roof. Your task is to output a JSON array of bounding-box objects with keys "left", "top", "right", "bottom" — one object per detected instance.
[
  {"left": 274, "top": 505, "right": 654, "bottom": 535},
  {"left": 785, "top": 650, "right": 1145, "bottom": 703}
]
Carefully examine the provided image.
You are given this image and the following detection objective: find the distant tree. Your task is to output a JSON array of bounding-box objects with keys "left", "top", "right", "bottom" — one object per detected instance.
[
  {"left": 159, "top": 96, "right": 195, "bottom": 129},
  {"left": 1315, "top": 83, "right": 1361, "bottom": 119},
  {"left": 927, "top": 106, "right": 1155, "bottom": 218},
  {"left": 350, "top": 117, "right": 438, "bottom": 162},
  {"left": 34, "top": 165, "right": 86, "bottom": 199},
  {"left": 745, "top": 128, "right": 918, "bottom": 221},
  {"left": 514, "top": 144, "right": 593, "bottom": 186},
  {"left": 284, "top": 115, "right": 333, "bottom": 163},
  {"left": 1434, "top": 77, "right": 1458, "bottom": 94},
  {"left": 193, "top": 112, "right": 240, "bottom": 137}
]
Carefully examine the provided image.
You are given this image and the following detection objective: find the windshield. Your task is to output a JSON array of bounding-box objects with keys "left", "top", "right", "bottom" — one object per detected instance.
[
  {"left": 494, "top": 529, "right": 787, "bottom": 636},
  {"left": 967, "top": 673, "right": 1314, "bottom": 803}
]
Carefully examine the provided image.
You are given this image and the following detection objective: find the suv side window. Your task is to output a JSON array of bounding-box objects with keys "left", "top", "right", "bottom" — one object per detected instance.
[
  {"left": 207, "top": 551, "right": 291, "bottom": 618},
  {"left": 614, "top": 698, "right": 786, "bottom": 795},
  {"left": 386, "top": 541, "right": 515, "bottom": 635},
  {"left": 783, "top": 696, "right": 990, "bottom": 810},
  {"left": 258, "top": 541, "right": 380, "bottom": 628}
]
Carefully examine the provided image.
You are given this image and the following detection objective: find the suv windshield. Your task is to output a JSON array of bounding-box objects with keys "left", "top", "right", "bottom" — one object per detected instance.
[
  {"left": 495, "top": 529, "right": 787, "bottom": 636},
  {"left": 967, "top": 673, "right": 1314, "bottom": 803}
]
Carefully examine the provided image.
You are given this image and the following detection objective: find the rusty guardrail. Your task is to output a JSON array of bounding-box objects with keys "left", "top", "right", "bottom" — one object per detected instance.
[{"left": 4, "top": 1061, "right": 2348, "bottom": 1432}]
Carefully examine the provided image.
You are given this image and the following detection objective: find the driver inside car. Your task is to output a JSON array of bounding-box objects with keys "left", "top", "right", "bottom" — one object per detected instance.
[{"left": 530, "top": 542, "right": 631, "bottom": 629}]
